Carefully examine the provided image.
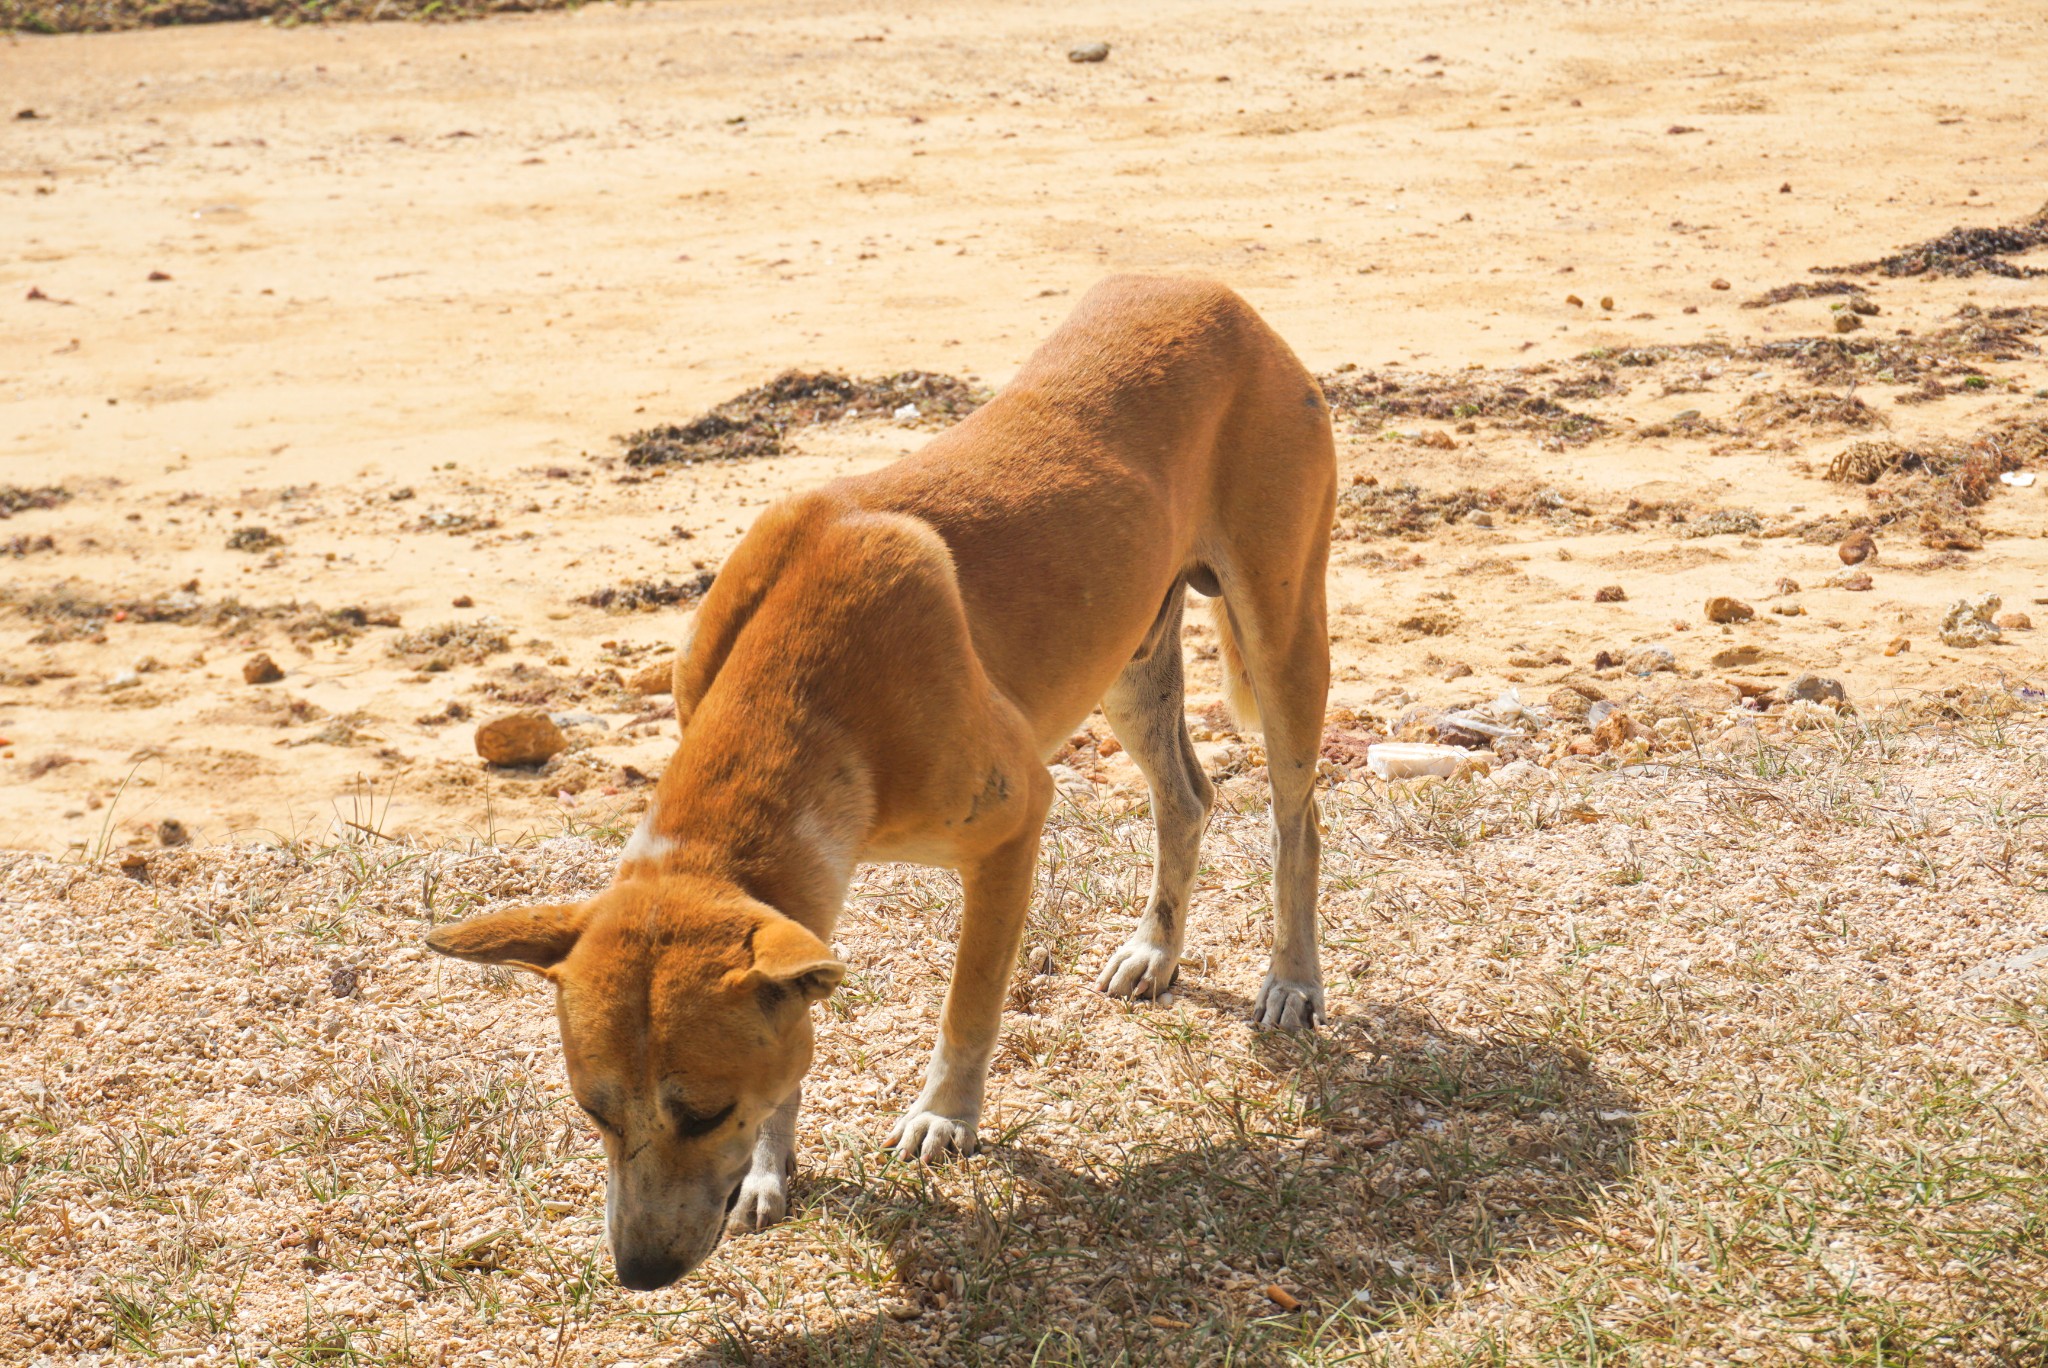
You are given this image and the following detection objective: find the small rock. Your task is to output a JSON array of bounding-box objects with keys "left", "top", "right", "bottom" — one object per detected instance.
[
  {"left": 1672, "top": 409, "right": 1702, "bottom": 424},
  {"left": 1772, "top": 604, "right": 1806, "bottom": 617},
  {"left": 1834, "top": 570, "right": 1873, "bottom": 592},
  {"left": 1623, "top": 645, "right": 1677, "bottom": 675},
  {"left": 1440, "top": 661, "right": 1473, "bottom": 681},
  {"left": 1711, "top": 645, "right": 1764, "bottom": 668},
  {"left": 883, "top": 1299, "right": 923, "bottom": 1321},
  {"left": 1599, "top": 295, "right": 1615, "bottom": 311},
  {"left": 1067, "top": 40, "right": 1110, "bottom": 63},
  {"left": 106, "top": 670, "right": 142, "bottom": 691},
  {"left": 1938, "top": 593, "right": 2003, "bottom": 649},
  {"left": 1774, "top": 577, "right": 1800, "bottom": 595},
  {"left": 1592, "top": 709, "right": 1644, "bottom": 752},
  {"left": 1996, "top": 611, "right": 2033, "bottom": 630},
  {"left": 627, "top": 660, "right": 674, "bottom": 696},
  {"left": 1710, "top": 278, "right": 1731, "bottom": 290},
  {"left": 1884, "top": 636, "right": 1910, "bottom": 657},
  {"left": 118, "top": 851, "right": 149, "bottom": 880},
  {"left": 1849, "top": 296, "right": 1879, "bottom": 316},
  {"left": 1833, "top": 312, "right": 1864, "bottom": 334},
  {"left": 1704, "top": 596, "right": 1754, "bottom": 625},
  {"left": 1838, "top": 530, "right": 1876, "bottom": 565},
  {"left": 475, "top": 712, "right": 568, "bottom": 766},
  {"left": 452, "top": 595, "right": 475, "bottom": 608},
  {"left": 1027, "top": 945, "right": 1055, "bottom": 976},
  {"left": 157, "top": 818, "right": 190, "bottom": 847},
  {"left": 329, "top": 963, "right": 361, "bottom": 999},
  {"left": 1783, "top": 674, "right": 1847, "bottom": 708},
  {"left": 1593, "top": 585, "right": 1627, "bottom": 603},
  {"left": 1565, "top": 294, "right": 1584, "bottom": 308},
  {"left": 1048, "top": 763, "right": 1094, "bottom": 799},
  {"left": 243, "top": 652, "right": 285, "bottom": 685}
]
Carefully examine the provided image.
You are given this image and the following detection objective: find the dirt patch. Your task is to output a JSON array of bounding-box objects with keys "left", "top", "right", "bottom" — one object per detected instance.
[
  {"left": 572, "top": 571, "right": 717, "bottom": 614},
  {"left": 0, "top": 485, "right": 70, "bottom": 518},
  {"left": 620, "top": 370, "right": 985, "bottom": 467},
  {"left": 1816, "top": 200, "right": 2048, "bottom": 279},
  {"left": 6, "top": 0, "right": 573, "bottom": 34},
  {"left": 1739, "top": 280, "right": 1869, "bottom": 309}
]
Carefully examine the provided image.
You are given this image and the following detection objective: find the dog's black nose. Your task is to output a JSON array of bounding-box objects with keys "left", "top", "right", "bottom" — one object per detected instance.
[{"left": 614, "top": 1252, "right": 687, "bottom": 1292}]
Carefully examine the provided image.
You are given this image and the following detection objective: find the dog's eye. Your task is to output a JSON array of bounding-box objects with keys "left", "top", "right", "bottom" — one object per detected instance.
[{"left": 666, "top": 1099, "right": 736, "bottom": 1139}]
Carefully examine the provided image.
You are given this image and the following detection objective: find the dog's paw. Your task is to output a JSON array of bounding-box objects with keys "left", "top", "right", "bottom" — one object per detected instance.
[
  {"left": 1094, "top": 938, "right": 1180, "bottom": 1000},
  {"left": 1251, "top": 974, "right": 1324, "bottom": 1031},
  {"left": 728, "top": 1168, "right": 789, "bottom": 1233},
  {"left": 885, "top": 1106, "right": 978, "bottom": 1163}
]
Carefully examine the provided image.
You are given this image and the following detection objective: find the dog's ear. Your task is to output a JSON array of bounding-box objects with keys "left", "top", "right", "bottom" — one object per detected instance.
[
  {"left": 744, "top": 914, "right": 845, "bottom": 1003},
  {"left": 426, "top": 902, "right": 591, "bottom": 975}
]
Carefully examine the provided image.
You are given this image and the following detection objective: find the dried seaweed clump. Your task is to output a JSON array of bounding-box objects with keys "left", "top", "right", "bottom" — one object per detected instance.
[
  {"left": 1733, "top": 389, "right": 1883, "bottom": 432},
  {"left": 0, "top": 485, "right": 70, "bottom": 519},
  {"left": 573, "top": 571, "right": 717, "bottom": 614},
  {"left": 1817, "top": 201, "right": 2048, "bottom": 279},
  {"left": 1334, "top": 479, "right": 1590, "bottom": 541},
  {"left": 1822, "top": 419, "right": 2043, "bottom": 551},
  {"left": 0, "top": 581, "right": 397, "bottom": 644},
  {"left": 225, "top": 525, "right": 285, "bottom": 552},
  {"left": 621, "top": 371, "right": 984, "bottom": 466},
  {"left": 388, "top": 621, "right": 511, "bottom": 669},
  {"left": 1318, "top": 368, "right": 1609, "bottom": 445},
  {"left": 1677, "top": 508, "right": 1763, "bottom": 540},
  {"left": 1739, "top": 281, "right": 1867, "bottom": 309}
]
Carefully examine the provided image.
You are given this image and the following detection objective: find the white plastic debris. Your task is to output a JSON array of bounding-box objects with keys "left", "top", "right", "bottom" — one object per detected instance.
[
  {"left": 1366, "top": 742, "right": 1473, "bottom": 781},
  {"left": 891, "top": 402, "right": 921, "bottom": 422},
  {"left": 1999, "top": 471, "right": 2036, "bottom": 488}
]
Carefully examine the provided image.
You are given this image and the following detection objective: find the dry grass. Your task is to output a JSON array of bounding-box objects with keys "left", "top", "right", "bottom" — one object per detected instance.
[{"left": 4, "top": 689, "right": 2048, "bottom": 1366}]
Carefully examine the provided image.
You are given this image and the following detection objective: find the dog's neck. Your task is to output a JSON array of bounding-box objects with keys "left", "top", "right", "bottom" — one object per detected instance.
[{"left": 615, "top": 710, "right": 869, "bottom": 937}]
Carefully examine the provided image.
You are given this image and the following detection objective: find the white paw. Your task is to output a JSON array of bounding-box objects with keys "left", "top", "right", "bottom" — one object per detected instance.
[
  {"left": 1094, "top": 938, "right": 1179, "bottom": 1000},
  {"left": 1251, "top": 974, "right": 1324, "bottom": 1031},
  {"left": 884, "top": 1106, "right": 979, "bottom": 1163},
  {"left": 728, "top": 1168, "right": 789, "bottom": 1233}
]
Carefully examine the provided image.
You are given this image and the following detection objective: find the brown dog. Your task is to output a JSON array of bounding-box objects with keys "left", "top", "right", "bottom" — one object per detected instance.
[{"left": 427, "top": 275, "right": 1335, "bottom": 1289}]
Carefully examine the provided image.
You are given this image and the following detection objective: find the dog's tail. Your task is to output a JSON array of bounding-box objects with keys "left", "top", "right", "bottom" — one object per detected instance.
[{"left": 1211, "top": 597, "right": 1262, "bottom": 735}]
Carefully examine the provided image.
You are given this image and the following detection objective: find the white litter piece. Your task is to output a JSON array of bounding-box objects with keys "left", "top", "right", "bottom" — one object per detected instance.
[
  {"left": 1366, "top": 742, "right": 1473, "bottom": 781},
  {"left": 1999, "top": 471, "right": 2036, "bottom": 488},
  {"left": 892, "top": 402, "right": 921, "bottom": 422}
]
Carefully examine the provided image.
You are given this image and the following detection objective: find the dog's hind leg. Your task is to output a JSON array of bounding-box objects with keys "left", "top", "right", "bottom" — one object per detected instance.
[
  {"left": 729, "top": 1083, "right": 801, "bottom": 1232},
  {"left": 1216, "top": 572, "right": 1331, "bottom": 1030},
  {"left": 1095, "top": 585, "right": 1215, "bottom": 1001}
]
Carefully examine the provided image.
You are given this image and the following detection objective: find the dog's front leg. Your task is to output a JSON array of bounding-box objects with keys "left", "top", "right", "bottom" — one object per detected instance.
[
  {"left": 887, "top": 783, "right": 1048, "bottom": 1162},
  {"left": 730, "top": 1083, "right": 801, "bottom": 1232}
]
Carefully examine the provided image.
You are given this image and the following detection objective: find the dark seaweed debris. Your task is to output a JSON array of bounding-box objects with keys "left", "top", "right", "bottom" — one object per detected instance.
[
  {"left": 621, "top": 371, "right": 985, "bottom": 466},
  {"left": 1816, "top": 202, "right": 2048, "bottom": 279},
  {"left": 0, "top": 486, "right": 70, "bottom": 519},
  {"left": 574, "top": 571, "right": 718, "bottom": 613},
  {"left": 1316, "top": 368, "right": 1610, "bottom": 445},
  {"left": 1740, "top": 281, "right": 1867, "bottom": 309},
  {"left": 0, "top": 581, "right": 399, "bottom": 643}
]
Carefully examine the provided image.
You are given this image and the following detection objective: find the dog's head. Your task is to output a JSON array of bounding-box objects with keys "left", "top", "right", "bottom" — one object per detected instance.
[{"left": 426, "top": 877, "right": 843, "bottom": 1289}]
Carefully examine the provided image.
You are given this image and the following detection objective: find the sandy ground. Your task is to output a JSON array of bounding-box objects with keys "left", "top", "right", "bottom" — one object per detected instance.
[{"left": 3, "top": 0, "right": 2046, "bottom": 852}]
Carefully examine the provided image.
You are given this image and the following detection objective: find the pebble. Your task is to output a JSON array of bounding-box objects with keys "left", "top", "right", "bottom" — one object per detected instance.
[
  {"left": 1939, "top": 593, "right": 2003, "bottom": 648},
  {"left": 474, "top": 712, "right": 568, "bottom": 766},
  {"left": 1996, "top": 611, "right": 2033, "bottom": 630},
  {"left": 1783, "top": 674, "right": 1847, "bottom": 708},
  {"left": 105, "top": 670, "right": 142, "bottom": 691},
  {"left": 883, "top": 1299, "right": 924, "bottom": 1321},
  {"left": 1710, "top": 278, "right": 1731, "bottom": 290},
  {"left": 243, "top": 652, "right": 285, "bottom": 685},
  {"left": 1838, "top": 530, "right": 1876, "bottom": 565},
  {"left": 1884, "top": 636, "right": 1910, "bottom": 656},
  {"left": 157, "top": 818, "right": 190, "bottom": 847},
  {"left": 1833, "top": 312, "right": 1864, "bottom": 334},
  {"left": 1624, "top": 645, "right": 1677, "bottom": 675},
  {"left": 1704, "top": 596, "right": 1754, "bottom": 625},
  {"left": 1067, "top": 41, "right": 1110, "bottom": 63},
  {"left": 1711, "top": 645, "right": 1763, "bottom": 667}
]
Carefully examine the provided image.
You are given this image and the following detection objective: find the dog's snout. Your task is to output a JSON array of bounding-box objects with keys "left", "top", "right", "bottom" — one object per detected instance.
[{"left": 614, "top": 1250, "right": 689, "bottom": 1292}]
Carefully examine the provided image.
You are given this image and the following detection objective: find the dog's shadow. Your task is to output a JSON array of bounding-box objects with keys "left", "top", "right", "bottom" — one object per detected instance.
[{"left": 677, "top": 1002, "right": 1634, "bottom": 1365}]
